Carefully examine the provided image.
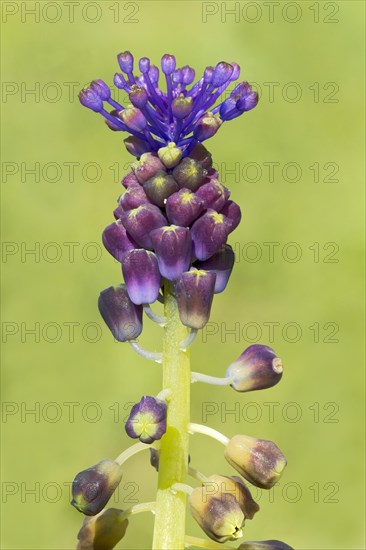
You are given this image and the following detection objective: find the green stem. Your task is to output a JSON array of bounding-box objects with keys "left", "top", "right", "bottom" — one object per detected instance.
[{"left": 152, "top": 280, "right": 191, "bottom": 550}]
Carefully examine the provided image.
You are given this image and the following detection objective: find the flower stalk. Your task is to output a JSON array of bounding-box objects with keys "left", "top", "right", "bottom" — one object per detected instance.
[{"left": 152, "top": 281, "right": 191, "bottom": 549}]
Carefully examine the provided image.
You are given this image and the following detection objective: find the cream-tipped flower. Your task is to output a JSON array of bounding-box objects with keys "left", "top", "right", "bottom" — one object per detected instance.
[
  {"left": 225, "top": 435, "right": 287, "bottom": 489},
  {"left": 207, "top": 475, "right": 259, "bottom": 520},
  {"left": 77, "top": 508, "right": 129, "bottom": 550},
  {"left": 158, "top": 142, "right": 183, "bottom": 168},
  {"left": 189, "top": 481, "right": 245, "bottom": 543},
  {"left": 227, "top": 344, "right": 283, "bottom": 393},
  {"left": 71, "top": 460, "right": 123, "bottom": 516},
  {"left": 238, "top": 541, "right": 294, "bottom": 550}
]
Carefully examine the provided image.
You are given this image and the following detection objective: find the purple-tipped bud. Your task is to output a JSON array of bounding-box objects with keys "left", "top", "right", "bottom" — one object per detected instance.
[
  {"left": 221, "top": 200, "right": 242, "bottom": 231},
  {"left": 172, "top": 158, "right": 206, "bottom": 191},
  {"left": 239, "top": 541, "right": 294, "bottom": 550},
  {"left": 204, "top": 66, "right": 214, "bottom": 83},
  {"left": 227, "top": 345, "right": 283, "bottom": 393},
  {"left": 189, "top": 481, "right": 245, "bottom": 543},
  {"left": 139, "top": 57, "right": 150, "bottom": 73},
  {"left": 219, "top": 97, "right": 237, "bottom": 120},
  {"left": 150, "top": 226, "right": 192, "bottom": 281},
  {"left": 188, "top": 144, "right": 213, "bottom": 170},
  {"left": 79, "top": 87, "right": 103, "bottom": 112},
  {"left": 124, "top": 136, "right": 151, "bottom": 158},
  {"left": 122, "top": 249, "right": 161, "bottom": 305},
  {"left": 237, "top": 89, "right": 259, "bottom": 112},
  {"left": 129, "top": 85, "right": 148, "bottom": 109},
  {"left": 114, "top": 72, "right": 128, "bottom": 89},
  {"left": 165, "top": 188, "right": 204, "bottom": 227},
  {"left": 143, "top": 171, "right": 179, "bottom": 207},
  {"left": 119, "top": 186, "right": 151, "bottom": 211},
  {"left": 119, "top": 105, "right": 147, "bottom": 132},
  {"left": 71, "top": 459, "right": 122, "bottom": 516},
  {"left": 125, "top": 396, "right": 167, "bottom": 444},
  {"left": 102, "top": 220, "right": 136, "bottom": 262},
  {"left": 212, "top": 62, "right": 234, "bottom": 87},
  {"left": 191, "top": 210, "right": 232, "bottom": 261},
  {"left": 181, "top": 65, "right": 195, "bottom": 85},
  {"left": 158, "top": 142, "right": 183, "bottom": 169},
  {"left": 230, "top": 62, "right": 241, "bottom": 81},
  {"left": 149, "top": 65, "right": 160, "bottom": 83},
  {"left": 90, "top": 79, "right": 111, "bottom": 100},
  {"left": 132, "top": 153, "right": 165, "bottom": 184},
  {"left": 161, "top": 54, "right": 176, "bottom": 75},
  {"left": 98, "top": 285, "right": 142, "bottom": 342},
  {"left": 77, "top": 508, "right": 129, "bottom": 550},
  {"left": 121, "top": 204, "right": 167, "bottom": 249},
  {"left": 172, "top": 68, "right": 183, "bottom": 84},
  {"left": 193, "top": 112, "right": 222, "bottom": 142},
  {"left": 172, "top": 95, "right": 193, "bottom": 119},
  {"left": 224, "top": 435, "right": 287, "bottom": 489},
  {"left": 206, "top": 475, "right": 259, "bottom": 520},
  {"left": 196, "top": 244, "right": 235, "bottom": 293},
  {"left": 175, "top": 269, "right": 216, "bottom": 329},
  {"left": 195, "top": 179, "right": 230, "bottom": 212},
  {"left": 121, "top": 171, "right": 141, "bottom": 189},
  {"left": 117, "top": 51, "right": 134, "bottom": 74}
]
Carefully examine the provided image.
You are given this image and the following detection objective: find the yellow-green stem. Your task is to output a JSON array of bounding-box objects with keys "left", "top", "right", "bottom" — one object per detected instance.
[{"left": 152, "top": 281, "right": 191, "bottom": 549}]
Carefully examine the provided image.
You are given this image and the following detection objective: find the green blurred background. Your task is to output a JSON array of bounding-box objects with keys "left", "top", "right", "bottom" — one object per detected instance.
[{"left": 1, "top": 1, "right": 365, "bottom": 548}]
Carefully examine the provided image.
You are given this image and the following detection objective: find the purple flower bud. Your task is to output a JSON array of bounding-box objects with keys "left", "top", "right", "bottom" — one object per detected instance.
[
  {"left": 79, "top": 87, "right": 103, "bottom": 112},
  {"left": 193, "top": 112, "right": 222, "bottom": 142},
  {"left": 71, "top": 459, "right": 122, "bottom": 516},
  {"left": 149, "top": 65, "right": 160, "bottom": 83},
  {"left": 205, "top": 475, "right": 259, "bottom": 520},
  {"left": 158, "top": 142, "right": 183, "bottom": 169},
  {"left": 124, "top": 136, "right": 151, "bottom": 158},
  {"left": 122, "top": 249, "right": 161, "bottom": 304},
  {"left": 125, "top": 396, "right": 167, "bottom": 444},
  {"left": 172, "top": 158, "right": 206, "bottom": 191},
  {"left": 90, "top": 79, "right": 111, "bottom": 100},
  {"left": 114, "top": 72, "right": 128, "bottom": 89},
  {"left": 132, "top": 153, "right": 165, "bottom": 184},
  {"left": 230, "top": 62, "right": 241, "bottom": 81},
  {"left": 119, "top": 105, "right": 147, "bottom": 132},
  {"left": 161, "top": 54, "right": 176, "bottom": 75},
  {"left": 237, "top": 89, "right": 259, "bottom": 112},
  {"left": 143, "top": 171, "right": 179, "bottom": 207},
  {"left": 219, "top": 97, "right": 237, "bottom": 120},
  {"left": 77, "top": 508, "right": 129, "bottom": 550},
  {"left": 221, "top": 200, "right": 242, "bottom": 231},
  {"left": 119, "top": 185, "right": 151, "bottom": 211},
  {"left": 181, "top": 65, "right": 195, "bottom": 85},
  {"left": 212, "top": 62, "right": 234, "bottom": 87},
  {"left": 165, "top": 188, "right": 204, "bottom": 227},
  {"left": 172, "top": 68, "right": 183, "bottom": 84},
  {"left": 139, "top": 57, "right": 150, "bottom": 73},
  {"left": 189, "top": 481, "right": 245, "bottom": 543},
  {"left": 98, "top": 285, "right": 143, "bottom": 342},
  {"left": 188, "top": 144, "right": 213, "bottom": 170},
  {"left": 117, "top": 51, "right": 134, "bottom": 74},
  {"left": 121, "top": 204, "right": 167, "bottom": 249},
  {"left": 172, "top": 95, "right": 193, "bottom": 119},
  {"left": 204, "top": 66, "right": 214, "bottom": 83},
  {"left": 227, "top": 344, "right": 283, "bottom": 392},
  {"left": 239, "top": 541, "right": 294, "bottom": 550},
  {"left": 175, "top": 269, "right": 216, "bottom": 329},
  {"left": 191, "top": 210, "right": 232, "bottom": 261},
  {"left": 121, "top": 171, "right": 141, "bottom": 189},
  {"left": 113, "top": 205, "right": 124, "bottom": 220},
  {"left": 224, "top": 435, "right": 287, "bottom": 489},
  {"left": 196, "top": 244, "right": 235, "bottom": 293},
  {"left": 129, "top": 85, "right": 148, "bottom": 109},
  {"left": 150, "top": 226, "right": 192, "bottom": 281},
  {"left": 102, "top": 220, "right": 136, "bottom": 262},
  {"left": 195, "top": 179, "right": 230, "bottom": 212}
]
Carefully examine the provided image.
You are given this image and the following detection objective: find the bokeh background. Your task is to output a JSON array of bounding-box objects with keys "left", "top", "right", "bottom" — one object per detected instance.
[{"left": 1, "top": 1, "right": 365, "bottom": 549}]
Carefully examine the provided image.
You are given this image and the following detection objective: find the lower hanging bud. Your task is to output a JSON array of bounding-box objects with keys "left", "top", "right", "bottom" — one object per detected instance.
[
  {"left": 122, "top": 249, "right": 161, "bottom": 305},
  {"left": 77, "top": 508, "right": 129, "bottom": 550},
  {"left": 189, "top": 481, "right": 245, "bottom": 543},
  {"left": 191, "top": 210, "right": 232, "bottom": 261},
  {"left": 226, "top": 344, "right": 283, "bottom": 392},
  {"left": 102, "top": 220, "right": 136, "bottom": 263},
  {"left": 238, "top": 541, "right": 294, "bottom": 550},
  {"left": 224, "top": 435, "right": 287, "bottom": 489},
  {"left": 98, "top": 285, "right": 143, "bottom": 342},
  {"left": 196, "top": 244, "right": 235, "bottom": 294},
  {"left": 125, "top": 396, "right": 167, "bottom": 444},
  {"left": 175, "top": 269, "right": 216, "bottom": 329},
  {"left": 150, "top": 225, "right": 192, "bottom": 281},
  {"left": 71, "top": 460, "right": 123, "bottom": 516},
  {"left": 205, "top": 475, "right": 259, "bottom": 520}
]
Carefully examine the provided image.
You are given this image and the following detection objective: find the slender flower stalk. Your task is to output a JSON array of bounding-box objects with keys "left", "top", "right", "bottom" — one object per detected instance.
[{"left": 71, "top": 51, "right": 293, "bottom": 550}]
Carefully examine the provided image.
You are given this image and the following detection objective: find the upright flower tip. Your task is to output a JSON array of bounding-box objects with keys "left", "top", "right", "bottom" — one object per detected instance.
[
  {"left": 117, "top": 51, "right": 134, "bottom": 74},
  {"left": 79, "top": 87, "right": 103, "bottom": 112},
  {"left": 161, "top": 54, "right": 176, "bottom": 75}
]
